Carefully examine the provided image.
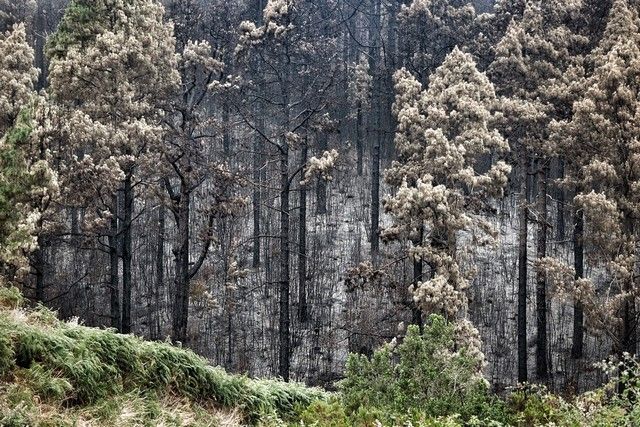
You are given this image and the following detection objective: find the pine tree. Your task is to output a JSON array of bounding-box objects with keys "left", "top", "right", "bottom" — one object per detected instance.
[
  {"left": 551, "top": 0, "right": 640, "bottom": 358},
  {"left": 47, "top": 0, "right": 180, "bottom": 332},
  {"left": 398, "top": 0, "right": 477, "bottom": 81},
  {"left": 384, "top": 47, "right": 510, "bottom": 367},
  {"left": 0, "top": 24, "right": 56, "bottom": 282},
  {"left": 0, "top": 24, "right": 38, "bottom": 135},
  {"left": 489, "top": 0, "right": 584, "bottom": 382}
]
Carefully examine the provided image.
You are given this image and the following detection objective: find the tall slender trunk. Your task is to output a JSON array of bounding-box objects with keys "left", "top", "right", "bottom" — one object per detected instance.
[
  {"left": 356, "top": 100, "right": 364, "bottom": 176},
  {"left": 518, "top": 147, "right": 529, "bottom": 383},
  {"left": 255, "top": 0, "right": 265, "bottom": 21},
  {"left": 172, "top": 184, "right": 190, "bottom": 344},
  {"left": 571, "top": 208, "right": 584, "bottom": 359},
  {"left": 34, "top": 238, "right": 45, "bottom": 303},
  {"left": 369, "top": 0, "right": 381, "bottom": 262},
  {"left": 316, "top": 132, "right": 328, "bottom": 215},
  {"left": 252, "top": 0, "right": 265, "bottom": 269},
  {"left": 371, "top": 124, "right": 381, "bottom": 261},
  {"left": 298, "top": 144, "right": 308, "bottom": 323},
  {"left": 412, "top": 226, "right": 424, "bottom": 328},
  {"left": 109, "top": 193, "right": 121, "bottom": 331},
  {"left": 536, "top": 160, "right": 549, "bottom": 382},
  {"left": 223, "top": 100, "right": 231, "bottom": 159},
  {"left": 556, "top": 160, "right": 565, "bottom": 241},
  {"left": 621, "top": 213, "right": 637, "bottom": 356},
  {"left": 278, "top": 70, "right": 292, "bottom": 381},
  {"left": 279, "top": 143, "right": 291, "bottom": 380},
  {"left": 153, "top": 204, "right": 165, "bottom": 340},
  {"left": 121, "top": 173, "right": 133, "bottom": 334},
  {"left": 253, "top": 106, "right": 264, "bottom": 268}
]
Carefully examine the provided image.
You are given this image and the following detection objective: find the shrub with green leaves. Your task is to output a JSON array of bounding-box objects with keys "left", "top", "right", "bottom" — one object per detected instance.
[{"left": 340, "top": 315, "right": 502, "bottom": 423}]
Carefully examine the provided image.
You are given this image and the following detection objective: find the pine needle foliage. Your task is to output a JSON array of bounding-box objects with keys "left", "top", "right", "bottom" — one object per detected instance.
[
  {"left": 45, "top": 0, "right": 105, "bottom": 60},
  {"left": 0, "top": 110, "right": 35, "bottom": 255}
]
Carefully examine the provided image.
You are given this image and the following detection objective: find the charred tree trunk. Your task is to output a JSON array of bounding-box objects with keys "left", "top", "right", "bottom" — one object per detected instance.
[
  {"left": 316, "top": 132, "right": 328, "bottom": 215},
  {"left": 253, "top": 104, "right": 265, "bottom": 268},
  {"left": 356, "top": 100, "right": 364, "bottom": 176},
  {"left": 121, "top": 173, "right": 133, "bottom": 334},
  {"left": 518, "top": 147, "right": 529, "bottom": 384},
  {"left": 279, "top": 143, "right": 291, "bottom": 381},
  {"left": 153, "top": 204, "right": 165, "bottom": 340},
  {"left": 536, "top": 160, "right": 549, "bottom": 382},
  {"left": 109, "top": 193, "right": 121, "bottom": 331},
  {"left": 298, "top": 143, "right": 309, "bottom": 324},
  {"left": 572, "top": 207, "right": 584, "bottom": 359},
  {"left": 223, "top": 100, "right": 231, "bottom": 159},
  {"left": 33, "top": 3, "right": 47, "bottom": 91},
  {"left": 621, "top": 213, "right": 637, "bottom": 356},
  {"left": 556, "top": 160, "right": 565, "bottom": 241},
  {"left": 278, "top": 68, "right": 292, "bottom": 380},
  {"left": 412, "top": 226, "right": 424, "bottom": 328},
  {"left": 371, "top": 121, "right": 381, "bottom": 261},
  {"left": 33, "top": 238, "right": 45, "bottom": 303},
  {"left": 172, "top": 184, "right": 190, "bottom": 344},
  {"left": 368, "top": 0, "right": 381, "bottom": 262}
]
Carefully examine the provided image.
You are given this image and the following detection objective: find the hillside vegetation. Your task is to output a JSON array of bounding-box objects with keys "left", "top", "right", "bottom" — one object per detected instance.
[
  {"left": 3, "top": 286, "right": 640, "bottom": 426},
  {"left": 0, "top": 287, "right": 327, "bottom": 426}
]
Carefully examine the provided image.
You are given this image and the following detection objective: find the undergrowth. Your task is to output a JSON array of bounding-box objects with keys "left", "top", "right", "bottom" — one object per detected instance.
[
  {"left": 0, "top": 287, "right": 327, "bottom": 426},
  {"left": 2, "top": 287, "right": 640, "bottom": 426}
]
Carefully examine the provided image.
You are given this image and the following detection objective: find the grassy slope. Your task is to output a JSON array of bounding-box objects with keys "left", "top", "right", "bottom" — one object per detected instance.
[{"left": 0, "top": 288, "right": 328, "bottom": 426}]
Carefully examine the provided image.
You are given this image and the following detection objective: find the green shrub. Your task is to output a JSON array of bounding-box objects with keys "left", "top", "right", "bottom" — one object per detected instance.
[
  {"left": 0, "top": 333, "right": 14, "bottom": 376},
  {"left": 22, "top": 363, "right": 73, "bottom": 401},
  {"left": 507, "top": 384, "right": 562, "bottom": 425},
  {"left": 0, "top": 287, "right": 22, "bottom": 309},
  {"left": 340, "top": 315, "right": 499, "bottom": 423},
  {"left": 298, "top": 398, "right": 350, "bottom": 426},
  {"left": 0, "top": 402, "right": 31, "bottom": 427}
]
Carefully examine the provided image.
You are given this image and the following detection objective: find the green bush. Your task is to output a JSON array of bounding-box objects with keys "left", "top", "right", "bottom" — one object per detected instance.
[
  {"left": 0, "top": 287, "right": 22, "bottom": 309},
  {"left": 340, "top": 315, "right": 502, "bottom": 423},
  {"left": 298, "top": 398, "right": 351, "bottom": 426}
]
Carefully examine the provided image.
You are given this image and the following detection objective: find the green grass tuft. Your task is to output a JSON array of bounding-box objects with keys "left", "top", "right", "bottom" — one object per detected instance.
[{"left": 0, "top": 294, "right": 328, "bottom": 425}]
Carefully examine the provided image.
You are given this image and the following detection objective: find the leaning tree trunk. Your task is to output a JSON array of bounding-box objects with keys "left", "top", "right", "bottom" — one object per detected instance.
[
  {"left": 518, "top": 146, "right": 529, "bottom": 384},
  {"left": 536, "top": 159, "right": 549, "bottom": 382}
]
